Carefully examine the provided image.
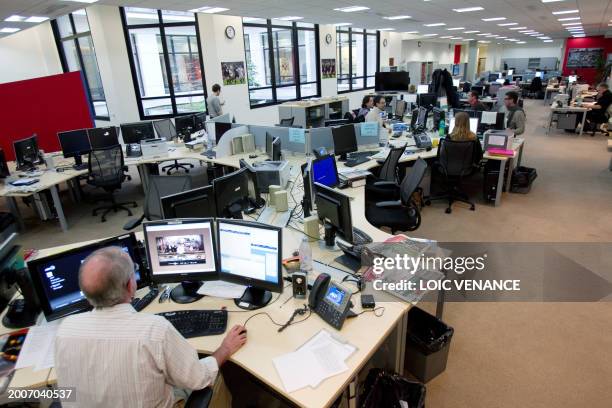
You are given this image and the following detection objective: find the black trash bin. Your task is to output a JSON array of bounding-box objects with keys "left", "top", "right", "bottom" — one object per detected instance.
[
  {"left": 359, "top": 369, "right": 426, "bottom": 408},
  {"left": 404, "top": 307, "right": 454, "bottom": 383}
]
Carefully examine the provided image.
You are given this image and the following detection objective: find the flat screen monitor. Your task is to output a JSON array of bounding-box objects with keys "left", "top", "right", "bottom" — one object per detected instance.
[
  {"left": 331, "top": 124, "right": 358, "bottom": 161},
  {"left": 453, "top": 108, "right": 479, "bottom": 118},
  {"left": 175, "top": 115, "right": 195, "bottom": 136},
  {"left": 271, "top": 137, "right": 281, "bottom": 161},
  {"left": 507, "top": 69, "right": 514, "bottom": 76},
  {"left": 568, "top": 75, "right": 577, "bottom": 83},
  {"left": 0, "top": 149, "right": 9, "bottom": 178},
  {"left": 449, "top": 117, "right": 479, "bottom": 134},
  {"left": 535, "top": 71, "right": 543, "bottom": 78},
  {"left": 265, "top": 133, "right": 273, "bottom": 158},
  {"left": 478, "top": 111, "right": 505, "bottom": 131},
  {"left": 27, "top": 233, "right": 147, "bottom": 322},
  {"left": 88, "top": 127, "right": 119, "bottom": 149},
  {"left": 194, "top": 112, "right": 206, "bottom": 131},
  {"left": 470, "top": 86, "right": 484, "bottom": 96},
  {"left": 153, "top": 119, "right": 177, "bottom": 141},
  {"left": 375, "top": 72, "right": 410, "bottom": 92},
  {"left": 58, "top": 129, "right": 91, "bottom": 167},
  {"left": 217, "top": 219, "right": 282, "bottom": 310},
  {"left": 488, "top": 73, "right": 498, "bottom": 82},
  {"left": 215, "top": 122, "right": 232, "bottom": 143},
  {"left": 120, "top": 122, "right": 155, "bottom": 144},
  {"left": 161, "top": 186, "right": 217, "bottom": 219},
  {"left": 417, "top": 93, "right": 437, "bottom": 108},
  {"left": 452, "top": 78, "right": 460, "bottom": 88},
  {"left": 312, "top": 155, "right": 339, "bottom": 188},
  {"left": 395, "top": 100, "right": 407, "bottom": 118},
  {"left": 213, "top": 168, "right": 249, "bottom": 219},
  {"left": 314, "top": 182, "right": 354, "bottom": 244},
  {"left": 417, "top": 84, "right": 429, "bottom": 94},
  {"left": 324, "top": 119, "right": 350, "bottom": 127},
  {"left": 513, "top": 75, "right": 523, "bottom": 82},
  {"left": 495, "top": 78, "right": 506, "bottom": 85},
  {"left": 13, "top": 135, "right": 41, "bottom": 170}
]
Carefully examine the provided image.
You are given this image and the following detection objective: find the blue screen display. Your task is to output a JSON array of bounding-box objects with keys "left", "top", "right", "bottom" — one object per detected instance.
[
  {"left": 325, "top": 285, "right": 345, "bottom": 306},
  {"left": 312, "top": 156, "right": 338, "bottom": 187}
]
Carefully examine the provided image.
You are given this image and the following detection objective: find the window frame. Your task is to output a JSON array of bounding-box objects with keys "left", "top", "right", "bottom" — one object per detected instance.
[
  {"left": 243, "top": 19, "right": 321, "bottom": 109},
  {"left": 336, "top": 28, "right": 380, "bottom": 94},
  {"left": 119, "top": 7, "right": 208, "bottom": 120},
  {"left": 51, "top": 11, "right": 110, "bottom": 121}
]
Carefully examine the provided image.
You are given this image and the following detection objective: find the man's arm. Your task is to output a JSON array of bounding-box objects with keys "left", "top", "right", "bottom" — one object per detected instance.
[{"left": 514, "top": 111, "right": 526, "bottom": 135}]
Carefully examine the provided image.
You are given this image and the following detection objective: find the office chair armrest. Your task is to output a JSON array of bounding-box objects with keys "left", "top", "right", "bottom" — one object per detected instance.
[
  {"left": 376, "top": 159, "right": 386, "bottom": 165},
  {"left": 372, "top": 181, "right": 399, "bottom": 188},
  {"left": 375, "top": 200, "right": 402, "bottom": 208},
  {"left": 123, "top": 214, "right": 145, "bottom": 231},
  {"left": 185, "top": 387, "right": 213, "bottom": 408}
]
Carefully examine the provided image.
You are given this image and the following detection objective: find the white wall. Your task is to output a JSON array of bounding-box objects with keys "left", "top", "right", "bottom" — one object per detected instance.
[
  {"left": 0, "top": 22, "right": 62, "bottom": 84},
  {"left": 401, "top": 40, "right": 456, "bottom": 65},
  {"left": 501, "top": 41, "right": 564, "bottom": 60}
]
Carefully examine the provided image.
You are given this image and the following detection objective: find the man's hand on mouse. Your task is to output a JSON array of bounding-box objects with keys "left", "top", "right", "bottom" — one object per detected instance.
[{"left": 212, "top": 325, "right": 247, "bottom": 366}]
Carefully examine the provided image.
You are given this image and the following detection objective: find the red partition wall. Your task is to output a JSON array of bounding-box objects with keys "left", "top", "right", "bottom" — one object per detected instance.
[
  {"left": 562, "top": 36, "right": 612, "bottom": 85},
  {"left": 0, "top": 71, "right": 94, "bottom": 161}
]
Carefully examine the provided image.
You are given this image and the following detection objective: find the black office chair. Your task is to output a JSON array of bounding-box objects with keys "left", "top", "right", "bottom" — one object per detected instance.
[
  {"left": 365, "top": 158, "right": 428, "bottom": 233},
  {"left": 87, "top": 145, "right": 137, "bottom": 222},
  {"left": 279, "top": 117, "right": 295, "bottom": 126},
  {"left": 153, "top": 119, "right": 195, "bottom": 175},
  {"left": 185, "top": 387, "right": 213, "bottom": 408},
  {"left": 426, "top": 138, "right": 477, "bottom": 214},
  {"left": 365, "top": 145, "right": 406, "bottom": 201},
  {"left": 527, "top": 77, "right": 543, "bottom": 99},
  {"left": 123, "top": 174, "right": 192, "bottom": 230}
]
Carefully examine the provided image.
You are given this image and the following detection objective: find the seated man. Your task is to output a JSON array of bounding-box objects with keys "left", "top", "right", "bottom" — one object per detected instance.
[
  {"left": 503, "top": 91, "right": 526, "bottom": 136},
  {"left": 365, "top": 95, "right": 387, "bottom": 125},
  {"left": 584, "top": 83, "right": 612, "bottom": 130},
  {"left": 55, "top": 247, "right": 247, "bottom": 408},
  {"left": 467, "top": 91, "right": 487, "bottom": 111}
]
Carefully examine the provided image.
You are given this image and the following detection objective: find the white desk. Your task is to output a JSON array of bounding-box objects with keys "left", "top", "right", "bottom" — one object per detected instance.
[{"left": 547, "top": 105, "right": 590, "bottom": 136}]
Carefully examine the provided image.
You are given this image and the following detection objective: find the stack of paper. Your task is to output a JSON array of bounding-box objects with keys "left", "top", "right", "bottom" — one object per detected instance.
[
  {"left": 273, "top": 330, "right": 357, "bottom": 393},
  {"left": 15, "top": 323, "right": 59, "bottom": 372},
  {"left": 197, "top": 280, "right": 247, "bottom": 299}
]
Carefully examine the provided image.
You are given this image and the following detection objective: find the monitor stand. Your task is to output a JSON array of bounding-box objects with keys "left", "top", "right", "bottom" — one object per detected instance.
[
  {"left": 170, "top": 281, "right": 204, "bottom": 304},
  {"left": 338, "top": 153, "right": 348, "bottom": 162},
  {"left": 73, "top": 155, "right": 88, "bottom": 171},
  {"left": 234, "top": 287, "right": 272, "bottom": 310}
]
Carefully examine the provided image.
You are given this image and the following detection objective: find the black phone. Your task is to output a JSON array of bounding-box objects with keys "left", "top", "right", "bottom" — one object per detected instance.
[
  {"left": 308, "top": 273, "right": 352, "bottom": 330},
  {"left": 414, "top": 133, "right": 432, "bottom": 149},
  {"left": 126, "top": 144, "right": 142, "bottom": 157}
]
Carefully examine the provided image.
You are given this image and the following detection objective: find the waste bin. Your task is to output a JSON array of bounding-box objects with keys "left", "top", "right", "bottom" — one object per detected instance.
[
  {"left": 404, "top": 307, "right": 454, "bottom": 383},
  {"left": 359, "top": 368, "right": 426, "bottom": 408}
]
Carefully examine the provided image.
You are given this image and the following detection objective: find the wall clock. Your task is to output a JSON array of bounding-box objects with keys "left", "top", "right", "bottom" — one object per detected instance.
[
  {"left": 325, "top": 33, "right": 332, "bottom": 44},
  {"left": 383, "top": 39, "right": 388, "bottom": 47},
  {"left": 225, "top": 26, "right": 236, "bottom": 39}
]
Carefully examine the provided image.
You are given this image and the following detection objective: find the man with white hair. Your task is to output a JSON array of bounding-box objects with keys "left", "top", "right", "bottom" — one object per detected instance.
[{"left": 55, "top": 246, "right": 246, "bottom": 408}]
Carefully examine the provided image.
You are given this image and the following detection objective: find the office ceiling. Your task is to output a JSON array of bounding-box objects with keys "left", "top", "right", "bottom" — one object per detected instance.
[{"left": 0, "top": 0, "right": 611, "bottom": 43}]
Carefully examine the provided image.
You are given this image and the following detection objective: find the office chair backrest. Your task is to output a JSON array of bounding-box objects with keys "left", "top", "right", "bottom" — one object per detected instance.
[
  {"left": 488, "top": 83, "right": 501, "bottom": 97},
  {"left": 88, "top": 145, "right": 124, "bottom": 187},
  {"left": 144, "top": 175, "right": 192, "bottom": 220},
  {"left": 439, "top": 139, "right": 475, "bottom": 177},
  {"left": 279, "top": 117, "right": 295, "bottom": 126},
  {"left": 379, "top": 145, "right": 406, "bottom": 182},
  {"left": 399, "top": 158, "right": 427, "bottom": 205},
  {"left": 153, "top": 119, "right": 177, "bottom": 141},
  {"left": 530, "top": 77, "right": 542, "bottom": 91}
]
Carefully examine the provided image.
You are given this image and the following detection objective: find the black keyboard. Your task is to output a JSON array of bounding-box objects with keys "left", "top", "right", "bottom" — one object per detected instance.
[
  {"left": 344, "top": 157, "right": 370, "bottom": 167},
  {"left": 350, "top": 150, "right": 378, "bottom": 158},
  {"left": 131, "top": 287, "right": 159, "bottom": 312},
  {"left": 157, "top": 310, "right": 228, "bottom": 338}
]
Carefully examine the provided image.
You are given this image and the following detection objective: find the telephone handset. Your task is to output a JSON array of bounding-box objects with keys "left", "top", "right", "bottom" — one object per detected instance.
[
  {"left": 308, "top": 273, "right": 352, "bottom": 330},
  {"left": 126, "top": 144, "right": 142, "bottom": 157}
]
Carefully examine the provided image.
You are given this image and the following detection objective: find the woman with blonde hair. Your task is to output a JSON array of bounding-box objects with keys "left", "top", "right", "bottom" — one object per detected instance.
[{"left": 450, "top": 111, "right": 477, "bottom": 142}]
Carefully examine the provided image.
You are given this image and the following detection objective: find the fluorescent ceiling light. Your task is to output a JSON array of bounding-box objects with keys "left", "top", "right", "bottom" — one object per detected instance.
[
  {"left": 334, "top": 6, "right": 369, "bottom": 12},
  {"left": 498, "top": 23, "right": 518, "bottom": 26},
  {"left": 424, "top": 23, "right": 446, "bottom": 26},
  {"left": 517, "top": 41, "right": 526, "bottom": 44},
  {"left": 5, "top": 15, "right": 25, "bottom": 22},
  {"left": 486, "top": 35, "right": 498, "bottom": 37},
  {"left": 334, "top": 23, "right": 352, "bottom": 26},
  {"left": 384, "top": 15, "right": 411, "bottom": 20},
  {"left": 189, "top": 7, "right": 229, "bottom": 13},
  {"left": 573, "top": 34, "right": 586, "bottom": 37},
  {"left": 542, "top": 0, "right": 564, "bottom": 2},
  {"left": 538, "top": 36, "right": 551, "bottom": 39},
  {"left": 552, "top": 10, "right": 579, "bottom": 15},
  {"left": 566, "top": 27, "right": 583, "bottom": 31},
  {"left": 557, "top": 17, "right": 580, "bottom": 21},
  {"left": 543, "top": 40, "right": 554, "bottom": 42},
  {"left": 440, "top": 35, "right": 453, "bottom": 38},
  {"left": 478, "top": 40, "right": 491, "bottom": 43},
  {"left": 464, "top": 30, "right": 480, "bottom": 33},
  {"left": 450, "top": 37, "right": 463, "bottom": 39},
  {"left": 519, "top": 30, "right": 535, "bottom": 33},
  {"left": 25, "top": 16, "right": 49, "bottom": 23},
  {"left": 447, "top": 27, "right": 465, "bottom": 30},
  {"left": 405, "top": 31, "right": 419, "bottom": 34},
  {"left": 482, "top": 17, "right": 506, "bottom": 21},
  {"left": 61, "top": 0, "right": 98, "bottom": 3},
  {"left": 377, "top": 28, "right": 395, "bottom": 31},
  {"left": 453, "top": 7, "right": 484, "bottom": 12},
  {"left": 463, "top": 38, "right": 474, "bottom": 41},
  {"left": 509, "top": 26, "right": 527, "bottom": 30},
  {"left": 277, "top": 16, "right": 303, "bottom": 21},
  {"left": 0, "top": 27, "right": 20, "bottom": 33},
  {"left": 562, "top": 22, "right": 582, "bottom": 26},
  {"left": 477, "top": 33, "right": 492, "bottom": 36},
  {"left": 422, "top": 33, "right": 438, "bottom": 36},
  {"left": 497, "top": 36, "right": 507, "bottom": 39}
]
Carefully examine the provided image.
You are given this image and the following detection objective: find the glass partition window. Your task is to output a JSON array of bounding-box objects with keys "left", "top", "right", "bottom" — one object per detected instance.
[
  {"left": 336, "top": 28, "right": 379, "bottom": 93},
  {"left": 52, "top": 10, "right": 109, "bottom": 120},
  {"left": 243, "top": 19, "right": 320, "bottom": 108},
  {"left": 121, "top": 7, "right": 206, "bottom": 119}
]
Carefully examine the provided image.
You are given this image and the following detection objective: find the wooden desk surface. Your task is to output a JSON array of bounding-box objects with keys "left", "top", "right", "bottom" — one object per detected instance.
[{"left": 281, "top": 97, "right": 348, "bottom": 108}]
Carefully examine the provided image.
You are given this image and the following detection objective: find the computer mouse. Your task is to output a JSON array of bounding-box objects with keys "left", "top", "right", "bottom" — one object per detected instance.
[
  {"left": 239, "top": 329, "right": 247, "bottom": 336},
  {"left": 249, "top": 154, "right": 258, "bottom": 159}
]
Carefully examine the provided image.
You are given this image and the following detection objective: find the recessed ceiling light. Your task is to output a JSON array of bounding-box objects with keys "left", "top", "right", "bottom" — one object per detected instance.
[
  {"left": 464, "top": 30, "right": 480, "bottom": 33},
  {"left": 424, "top": 23, "right": 446, "bottom": 26},
  {"left": 405, "top": 31, "right": 419, "bottom": 34},
  {"left": 0, "top": 27, "right": 21, "bottom": 33},
  {"left": 422, "top": 33, "right": 438, "bottom": 36},
  {"left": 463, "top": 38, "right": 474, "bottom": 41},
  {"left": 482, "top": 17, "right": 506, "bottom": 21},
  {"left": 450, "top": 37, "right": 463, "bottom": 39},
  {"left": 498, "top": 23, "right": 518, "bottom": 26},
  {"left": 566, "top": 27, "right": 584, "bottom": 31},
  {"left": 334, "top": 6, "right": 369, "bottom": 12},
  {"left": 453, "top": 7, "right": 484, "bottom": 12},
  {"left": 61, "top": 0, "right": 98, "bottom": 3},
  {"left": 562, "top": 22, "right": 582, "bottom": 26},
  {"left": 552, "top": 10, "right": 579, "bottom": 15},
  {"left": 478, "top": 40, "right": 491, "bottom": 43},
  {"left": 25, "top": 16, "right": 49, "bottom": 23},
  {"left": 440, "top": 35, "right": 452, "bottom": 38},
  {"left": 538, "top": 36, "right": 551, "bottom": 39},
  {"left": 277, "top": 16, "right": 303, "bottom": 21},
  {"left": 517, "top": 41, "right": 526, "bottom": 44},
  {"left": 447, "top": 27, "right": 465, "bottom": 30},
  {"left": 4, "top": 15, "right": 26, "bottom": 22},
  {"left": 557, "top": 17, "right": 580, "bottom": 21},
  {"left": 377, "top": 28, "right": 395, "bottom": 31},
  {"left": 334, "top": 23, "right": 352, "bottom": 26},
  {"left": 477, "top": 33, "right": 492, "bottom": 36},
  {"left": 543, "top": 40, "right": 554, "bottom": 42},
  {"left": 384, "top": 15, "right": 411, "bottom": 20},
  {"left": 189, "top": 7, "right": 229, "bottom": 13},
  {"left": 509, "top": 27, "right": 527, "bottom": 30},
  {"left": 497, "top": 36, "right": 507, "bottom": 39},
  {"left": 519, "top": 30, "right": 535, "bottom": 33}
]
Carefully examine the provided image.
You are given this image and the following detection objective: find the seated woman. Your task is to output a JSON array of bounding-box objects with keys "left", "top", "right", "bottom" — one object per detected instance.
[{"left": 448, "top": 112, "right": 483, "bottom": 164}]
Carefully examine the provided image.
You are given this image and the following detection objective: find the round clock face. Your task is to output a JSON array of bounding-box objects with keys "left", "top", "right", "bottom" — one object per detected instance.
[
  {"left": 383, "top": 39, "right": 388, "bottom": 47},
  {"left": 225, "top": 26, "right": 235, "bottom": 39},
  {"left": 325, "top": 33, "right": 332, "bottom": 44}
]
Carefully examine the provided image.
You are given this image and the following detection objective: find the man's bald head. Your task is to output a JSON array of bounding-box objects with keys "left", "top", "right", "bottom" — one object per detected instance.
[{"left": 79, "top": 247, "right": 135, "bottom": 308}]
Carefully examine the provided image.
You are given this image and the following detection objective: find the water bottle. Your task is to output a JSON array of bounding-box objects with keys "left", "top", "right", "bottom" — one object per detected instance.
[
  {"left": 299, "top": 237, "right": 313, "bottom": 273},
  {"left": 439, "top": 119, "right": 446, "bottom": 137}
]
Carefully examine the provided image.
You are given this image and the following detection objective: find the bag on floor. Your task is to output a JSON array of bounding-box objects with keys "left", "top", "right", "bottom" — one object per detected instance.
[
  {"left": 510, "top": 166, "right": 537, "bottom": 194},
  {"left": 359, "top": 369, "right": 426, "bottom": 408}
]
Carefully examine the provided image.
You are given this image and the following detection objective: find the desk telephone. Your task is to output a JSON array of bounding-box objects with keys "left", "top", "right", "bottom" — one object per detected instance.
[
  {"left": 126, "top": 144, "right": 142, "bottom": 157},
  {"left": 308, "top": 273, "right": 352, "bottom": 330},
  {"left": 414, "top": 133, "right": 432, "bottom": 150}
]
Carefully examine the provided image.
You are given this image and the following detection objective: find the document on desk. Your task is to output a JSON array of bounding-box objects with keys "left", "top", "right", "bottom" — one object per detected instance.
[
  {"left": 15, "top": 322, "right": 59, "bottom": 371},
  {"left": 197, "top": 280, "right": 247, "bottom": 299}
]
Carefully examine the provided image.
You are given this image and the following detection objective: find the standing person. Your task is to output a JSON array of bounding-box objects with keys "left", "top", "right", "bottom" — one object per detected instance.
[
  {"left": 207, "top": 84, "right": 225, "bottom": 118},
  {"left": 503, "top": 91, "right": 526, "bottom": 136}
]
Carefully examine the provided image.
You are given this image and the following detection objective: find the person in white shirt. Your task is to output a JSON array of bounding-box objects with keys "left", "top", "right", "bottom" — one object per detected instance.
[
  {"left": 55, "top": 247, "right": 246, "bottom": 408},
  {"left": 365, "top": 95, "right": 387, "bottom": 125}
]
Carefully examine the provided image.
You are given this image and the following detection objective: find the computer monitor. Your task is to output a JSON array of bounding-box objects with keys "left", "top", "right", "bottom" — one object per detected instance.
[
  {"left": 314, "top": 182, "right": 354, "bottom": 244},
  {"left": 324, "top": 119, "right": 350, "bottom": 127},
  {"left": 312, "top": 155, "right": 339, "bottom": 188},
  {"left": 238, "top": 159, "right": 266, "bottom": 211},
  {"left": 0, "top": 149, "right": 9, "bottom": 178},
  {"left": 58, "top": 129, "right": 91, "bottom": 168},
  {"left": 395, "top": 100, "right": 407, "bottom": 118},
  {"left": 478, "top": 111, "right": 505, "bottom": 132},
  {"left": 265, "top": 133, "right": 274, "bottom": 158},
  {"left": 488, "top": 73, "right": 499, "bottom": 82},
  {"left": 120, "top": 122, "right": 155, "bottom": 144},
  {"left": 217, "top": 219, "right": 282, "bottom": 310},
  {"left": 449, "top": 117, "right": 479, "bottom": 134},
  {"left": 495, "top": 78, "right": 506, "bottom": 85},
  {"left": 194, "top": 112, "right": 207, "bottom": 131},
  {"left": 175, "top": 115, "right": 195, "bottom": 137},
  {"left": 417, "top": 84, "right": 429, "bottom": 94},
  {"left": 507, "top": 69, "right": 514, "bottom": 76},
  {"left": 161, "top": 186, "right": 217, "bottom": 219},
  {"left": 535, "top": 71, "right": 543, "bottom": 78},
  {"left": 417, "top": 93, "right": 437, "bottom": 109},
  {"left": 513, "top": 75, "right": 523, "bottom": 82},
  {"left": 568, "top": 75, "right": 577, "bottom": 83},
  {"left": 331, "top": 124, "right": 358, "bottom": 161},
  {"left": 213, "top": 168, "right": 249, "bottom": 219},
  {"left": 153, "top": 119, "right": 177, "bottom": 141},
  {"left": 143, "top": 218, "right": 217, "bottom": 303},
  {"left": 375, "top": 72, "right": 410, "bottom": 92},
  {"left": 215, "top": 121, "right": 232, "bottom": 143},
  {"left": 88, "top": 127, "right": 119, "bottom": 149},
  {"left": 27, "top": 233, "right": 147, "bottom": 322},
  {"left": 301, "top": 159, "right": 314, "bottom": 217},
  {"left": 471, "top": 86, "right": 484, "bottom": 96},
  {"left": 271, "top": 137, "right": 281, "bottom": 161},
  {"left": 13, "top": 135, "right": 41, "bottom": 171},
  {"left": 453, "top": 108, "right": 479, "bottom": 118},
  {"left": 452, "top": 78, "right": 460, "bottom": 88}
]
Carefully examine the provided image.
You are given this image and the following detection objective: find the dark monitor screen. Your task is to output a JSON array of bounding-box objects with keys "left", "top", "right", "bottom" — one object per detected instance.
[
  {"left": 471, "top": 86, "right": 484, "bottom": 96},
  {"left": 488, "top": 73, "right": 499, "bottom": 82},
  {"left": 314, "top": 182, "right": 354, "bottom": 243},
  {"left": 120, "top": 122, "right": 155, "bottom": 144},
  {"left": 513, "top": 75, "right": 523, "bottom": 82},
  {"left": 0, "top": 149, "right": 9, "bottom": 178},
  {"left": 312, "top": 155, "right": 339, "bottom": 188},
  {"left": 213, "top": 168, "right": 249, "bottom": 218},
  {"left": 58, "top": 129, "right": 91, "bottom": 158},
  {"left": 27, "top": 233, "right": 147, "bottom": 322},
  {"left": 375, "top": 72, "right": 410, "bottom": 92},
  {"left": 331, "top": 124, "right": 358, "bottom": 159},
  {"left": 153, "top": 119, "right": 177, "bottom": 140},
  {"left": 324, "top": 119, "right": 350, "bottom": 127},
  {"left": 395, "top": 100, "right": 407, "bottom": 117},
  {"left": 271, "top": 137, "right": 281, "bottom": 161},
  {"left": 13, "top": 135, "right": 41, "bottom": 170},
  {"left": 265, "top": 133, "right": 273, "bottom": 158},
  {"left": 88, "top": 127, "right": 119, "bottom": 149},
  {"left": 417, "top": 93, "right": 437, "bottom": 108},
  {"left": 194, "top": 112, "right": 206, "bottom": 131},
  {"left": 161, "top": 186, "right": 217, "bottom": 219},
  {"left": 453, "top": 108, "right": 480, "bottom": 118},
  {"left": 175, "top": 115, "right": 194, "bottom": 135},
  {"left": 215, "top": 122, "right": 232, "bottom": 143}
]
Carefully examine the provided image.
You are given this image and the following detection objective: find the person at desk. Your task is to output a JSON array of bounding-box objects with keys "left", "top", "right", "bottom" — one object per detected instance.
[
  {"left": 365, "top": 95, "right": 387, "bottom": 124},
  {"left": 503, "top": 91, "right": 526, "bottom": 136},
  {"left": 584, "top": 83, "right": 612, "bottom": 129},
  {"left": 207, "top": 83, "right": 225, "bottom": 118},
  {"left": 358, "top": 95, "right": 374, "bottom": 118},
  {"left": 55, "top": 247, "right": 246, "bottom": 408},
  {"left": 468, "top": 91, "right": 487, "bottom": 111}
]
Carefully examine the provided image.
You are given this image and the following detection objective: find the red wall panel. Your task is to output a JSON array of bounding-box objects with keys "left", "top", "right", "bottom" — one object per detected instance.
[
  {"left": 454, "top": 45, "right": 462, "bottom": 65},
  {"left": 562, "top": 36, "right": 612, "bottom": 85},
  {"left": 0, "top": 72, "right": 94, "bottom": 161}
]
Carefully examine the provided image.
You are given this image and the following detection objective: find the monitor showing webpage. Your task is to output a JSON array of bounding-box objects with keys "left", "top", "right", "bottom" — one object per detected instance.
[
  {"left": 449, "top": 117, "right": 479, "bottom": 134},
  {"left": 417, "top": 84, "right": 429, "bottom": 94}
]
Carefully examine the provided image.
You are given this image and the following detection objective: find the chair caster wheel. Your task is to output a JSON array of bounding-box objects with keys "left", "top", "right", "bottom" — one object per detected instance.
[
  {"left": 101, "top": 218, "right": 106, "bottom": 223},
  {"left": 470, "top": 205, "right": 475, "bottom": 211},
  {"left": 133, "top": 203, "right": 138, "bottom": 208},
  {"left": 425, "top": 200, "right": 431, "bottom": 206},
  {"left": 445, "top": 208, "right": 452, "bottom": 214},
  {"left": 185, "top": 170, "right": 190, "bottom": 173}
]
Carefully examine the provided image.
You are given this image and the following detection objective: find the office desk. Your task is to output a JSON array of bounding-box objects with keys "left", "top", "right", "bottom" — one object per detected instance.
[
  {"left": 543, "top": 86, "right": 564, "bottom": 104},
  {"left": 547, "top": 105, "right": 590, "bottom": 136},
  {"left": 460, "top": 97, "right": 497, "bottom": 108}
]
